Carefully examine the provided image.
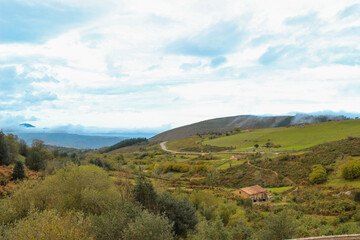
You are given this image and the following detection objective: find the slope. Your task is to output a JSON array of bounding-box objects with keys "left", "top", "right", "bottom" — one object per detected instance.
[
  {"left": 203, "top": 119, "right": 360, "bottom": 151},
  {"left": 150, "top": 114, "right": 348, "bottom": 142}
]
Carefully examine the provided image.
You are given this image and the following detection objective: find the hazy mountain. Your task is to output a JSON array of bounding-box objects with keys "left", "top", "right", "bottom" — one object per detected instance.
[
  {"left": 13, "top": 132, "right": 125, "bottom": 149},
  {"left": 19, "top": 123, "right": 36, "bottom": 128},
  {"left": 150, "top": 114, "right": 350, "bottom": 142}
]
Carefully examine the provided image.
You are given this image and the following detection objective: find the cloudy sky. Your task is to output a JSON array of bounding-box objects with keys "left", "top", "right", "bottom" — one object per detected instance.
[{"left": 1, "top": 0, "right": 360, "bottom": 132}]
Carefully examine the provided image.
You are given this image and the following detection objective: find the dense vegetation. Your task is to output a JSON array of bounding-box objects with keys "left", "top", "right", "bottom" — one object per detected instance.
[
  {"left": 101, "top": 137, "right": 148, "bottom": 153},
  {"left": 1, "top": 121, "right": 360, "bottom": 239}
]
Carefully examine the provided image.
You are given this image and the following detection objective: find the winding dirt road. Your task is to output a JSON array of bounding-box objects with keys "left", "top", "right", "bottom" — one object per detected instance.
[{"left": 160, "top": 141, "right": 287, "bottom": 155}]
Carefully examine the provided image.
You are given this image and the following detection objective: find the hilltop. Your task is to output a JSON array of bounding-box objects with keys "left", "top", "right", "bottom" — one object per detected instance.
[{"left": 150, "top": 114, "right": 349, "bottom": 142}]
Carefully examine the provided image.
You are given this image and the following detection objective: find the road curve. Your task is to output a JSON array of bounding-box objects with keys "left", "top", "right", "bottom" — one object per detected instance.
[{"left": 160, "top": 141, "right": 287, "bottom": 155}]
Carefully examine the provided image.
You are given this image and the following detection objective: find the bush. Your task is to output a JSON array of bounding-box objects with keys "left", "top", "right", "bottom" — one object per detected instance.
[
  {"left": 89, "top": 200, "right": 142, "bottom": 240},
  {"left": 0, "top": 164, "right": 121, "bottom": 224},
  {"left": 122, "top": 210, "right": 174, "bottom": 240},
  {"left": 258, "top": 210, "right": 297, "bottom": 240},
  {"left": 354, "top": 191, "right": 360, "bottom": 202},
  {"left": 342, "top": 161, "right": 360, "bottom": 180},
  {"left": 12, "top": 160, "right": 25, "bottom": 180},
  {"left": 189, "top": 217, "right": 231, "bottom": 240},
  {"left": 2, "top": 209, "right": 92, "bottom": 240},
  {"left": 309, "top": 165, "right": 327, "bottom": 184},
  {"left": 35, "top": 164, "right": 120, "bottom": 214}
]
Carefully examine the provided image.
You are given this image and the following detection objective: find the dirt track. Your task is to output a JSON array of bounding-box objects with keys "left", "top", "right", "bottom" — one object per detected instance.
[{"left": 160, "top": 141, "right": 287, "bottom": 155}]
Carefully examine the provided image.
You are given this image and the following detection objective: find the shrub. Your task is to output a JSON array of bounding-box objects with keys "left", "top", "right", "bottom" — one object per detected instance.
[
  {"left": 354, "top": 191, "right": 360, "bottom": 202},
  {"left": 89, "top": 200, "right": 142, "bottom": 240},
  {"left": 189, "top": 217, "right": 231, "bottom": 240},
  {"left": 257, "top": 210, "right": 297, "bottom": 240},
  {"left": 342, "top": 161, "right": 360, "bottom": 180},
  {"left": 2, "top": 209, "right": 92, "bottom": 240},
  {"left": 12, "top": 160, "right": 25, "bottom": 180},
  {"left": 0, "top": 164, "right": 121, "bottom": 224},
  {"left": 214, "top": 202, "right": 237, "bottom": 225},
  {"left": 35, "top": 164, "right": 120, "bottom": 214},
  {"left": 309, "top": 165, "right": 327, "bottom": 184},
  {"left": 122, "top": 210, "right": 174, "bottom": 240}
]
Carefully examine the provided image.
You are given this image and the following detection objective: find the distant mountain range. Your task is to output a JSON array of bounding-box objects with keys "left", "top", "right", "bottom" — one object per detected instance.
[
  {"left": 12, "top": 132, "right": 125, "bottom": 149},
  {"left": 150, "top": 114, "right": 350, "bottom": 142}
]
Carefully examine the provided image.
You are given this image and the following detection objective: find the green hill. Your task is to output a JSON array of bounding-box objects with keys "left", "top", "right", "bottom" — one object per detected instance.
[
  {"left": 202, "top": 119, "right": 360, "bottom": 151},
  {"left": 150, "top": 114, "right": 348, "bottom": 142}
]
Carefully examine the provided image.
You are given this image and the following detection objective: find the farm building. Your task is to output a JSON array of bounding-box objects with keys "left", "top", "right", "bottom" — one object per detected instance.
[
  {"left": 232, "top": 185, "right": 269, "bottom": 202},
  {"left": 230, "top": 155, "right": 242, "bottom": 160}
]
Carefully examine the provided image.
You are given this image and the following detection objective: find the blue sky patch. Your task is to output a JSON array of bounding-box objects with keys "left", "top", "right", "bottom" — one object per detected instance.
[
  {"left": 164, "top": 21, "right": 246, "bottom": 57},
  {"left": 0, "top": 0, "right": 100, "bottom": 43}
]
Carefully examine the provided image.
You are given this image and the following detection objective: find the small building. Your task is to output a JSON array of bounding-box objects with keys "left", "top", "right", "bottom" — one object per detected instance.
[
  {"left": 232, "top": 185, "right": 268, "bottom": 202},
  {"left": 230, "top": 155, "right": 242, "bottom": 160}
]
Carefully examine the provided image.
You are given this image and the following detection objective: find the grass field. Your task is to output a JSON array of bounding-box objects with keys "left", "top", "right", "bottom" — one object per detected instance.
[
  {"left": 267, "top": 186, "right": 293, "bottom": 193},
  {"left": 326, "top": 156, "right": 360, "bottom": 188},
  {"left": 203, "top": 120, "right": 360, "bottom": 151}
]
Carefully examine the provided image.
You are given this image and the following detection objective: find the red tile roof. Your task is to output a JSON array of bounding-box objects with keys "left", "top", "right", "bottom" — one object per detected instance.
[{"left": 239, "top": 185, "right": 267, "bottom": 195}]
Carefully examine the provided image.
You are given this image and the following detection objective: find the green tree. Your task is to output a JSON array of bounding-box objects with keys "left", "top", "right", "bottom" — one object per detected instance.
[
  {"left": 18, "top": 139, "right": 27, "bottom": 157},
  {"left": 25, "top": 140, "right": 46, "bottom": 171},
  {"left": 157, "top": 192, "right": 198, "bottom": 237},
  {"left": 190, "top": 217, "right": 231, "bottom": 240},
  {"left": 309, "top": 164, "right": 327, "bottom": 184},
  {"left": 0, "top": 131, "right": 10, "bottom": 165},
  {"left": 90, "top": 200, "right": 142, "bottom": 240},
  {"left": 5, "top": 134, "right": 19, "bottom": 163},
  {"left": 133, "top": 175, "right": 158, "bottom": 210},
  {"left": 12, "top": 160, "right": 26, "bottom": 180},
  {"left": 122, "top": 211, "right": 174, "bottom": 240},
  {"left": 258, "top": 210, "right": 297, "bottom": 240}
]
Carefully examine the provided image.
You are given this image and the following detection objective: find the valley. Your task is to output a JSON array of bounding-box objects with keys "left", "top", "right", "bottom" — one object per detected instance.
[{"left": 1, "top": 118, "right": 360, "bottom": 239}]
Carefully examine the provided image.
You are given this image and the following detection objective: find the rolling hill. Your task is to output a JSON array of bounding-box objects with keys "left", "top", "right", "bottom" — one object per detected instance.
[
  {"left": 203, "top": 119, "right": 360, "bottom": 151},
  {"left": 150, "top": 114, "right": 349, "bottom": 142}
]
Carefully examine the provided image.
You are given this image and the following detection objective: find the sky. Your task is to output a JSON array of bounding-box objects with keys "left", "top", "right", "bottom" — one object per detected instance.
[{"left": 1, "top": 0, "right": 360, "bottom": 133}]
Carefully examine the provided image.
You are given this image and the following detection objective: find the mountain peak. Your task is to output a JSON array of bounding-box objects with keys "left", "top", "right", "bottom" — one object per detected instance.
[{"left": 19, "top": 123, "right": 36, "bottom": 128}]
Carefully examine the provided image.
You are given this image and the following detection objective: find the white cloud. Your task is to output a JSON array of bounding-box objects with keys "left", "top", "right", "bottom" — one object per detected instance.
[{"left": 0, "top": 0, "right": 360, "bottom": 131}]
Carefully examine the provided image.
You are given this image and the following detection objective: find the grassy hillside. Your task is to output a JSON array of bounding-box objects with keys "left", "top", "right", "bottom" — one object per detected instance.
[
  {"left": 203, "top": 120, "right": 360, "bottom": 151},
  {"left": 150, "top": 114, "right": 348, "bottom": 142}
]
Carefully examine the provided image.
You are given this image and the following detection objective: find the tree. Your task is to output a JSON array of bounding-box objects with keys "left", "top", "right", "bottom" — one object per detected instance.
[
  {"left": 157, "top": 192, "right": 198, "bottom": 237},
  {"left": 5, "top": 134, "right": 19, "bottom": 163},
  {"left": 19, "top": 139, "right": 28, "bottom": 157},
  {"left": 12, "top": 160, "right": 26, "bottom": 180},
  {"left": 258, "top": 210, "right": 297, "bottom": 240},
  {"left": 133, "top": 175, "right": 158, "bottom": 210},
  {"left": 234, "top": 127, "right": 241, "bottom": 132},
  {"left": 254, "top": 144, "right": 259, "bottom": 148},
  {"left": 0, "top": 131, "right": 10, "bottom": 165},
  {"left": 122, "top": 211, "right": 174, "bottom": 240},
  {"left": 309, "top": 164, "right": 327, "bottom": 184},
  {"left": 190, "top": 217, "right": 231, "bottom": 240},
  {"left": 25, "top": 140, "right": 48, "bottom": 171},
  {"left": 26, "top": 148, "right": 45, "bottom": 171}
]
